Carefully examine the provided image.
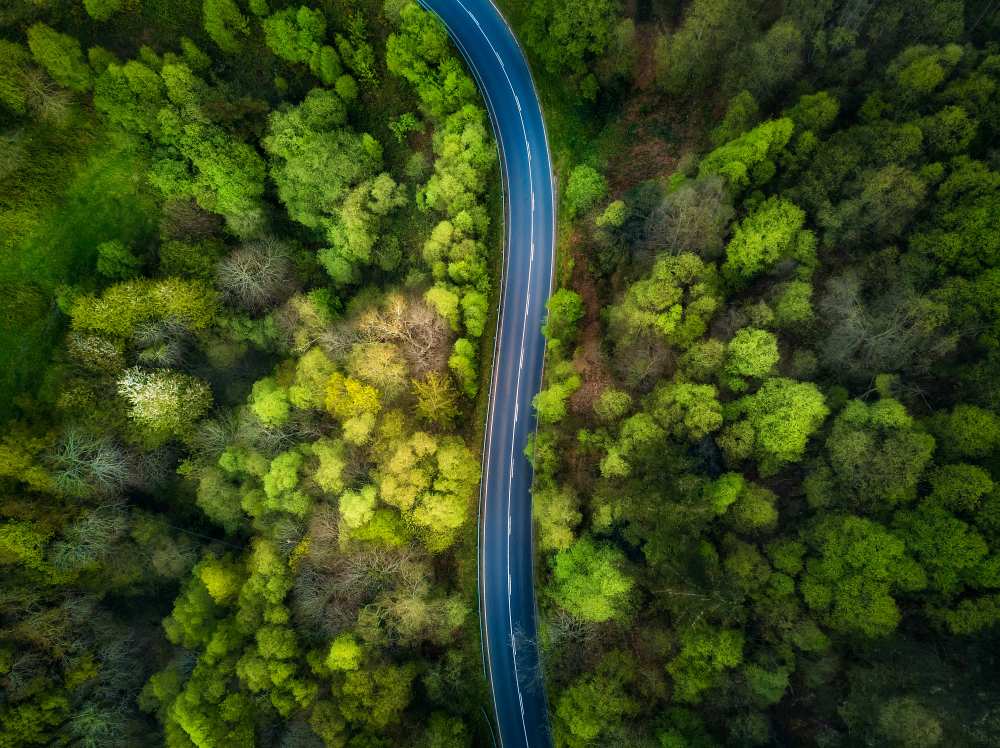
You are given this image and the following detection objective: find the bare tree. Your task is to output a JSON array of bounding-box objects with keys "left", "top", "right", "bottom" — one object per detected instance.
[
  {"left": 49, "top": 504, "right": 128, "bottom": 574},
  {"left": 134, "top": 317, "right": 191, "bottom": 368},
  {"left": 216, "top": 238, "right": 295, "bottom": 311},
  {"left": 160, "top": 198, "right": 224, "bottom": 242},
  {"left": 644, "top": 176, "right": 735, "bottom": 259},
  {"left": 818, "top": 271, "right": 958, "bottom": 381},
  {"left": 355, "top": 293, "right": 452, "bottom": 376},
  {"left": 0, "top": 130, "right": 28, "bottom": 182},
  {"left": 48, "top": 428, "right": 130, "bottom": 499},
  {"left": 22, "top": 67, "right": 73, "bottom": 127}
]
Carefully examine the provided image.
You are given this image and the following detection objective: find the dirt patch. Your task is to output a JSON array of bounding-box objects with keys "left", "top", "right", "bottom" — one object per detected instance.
[
  {"left": 607, "top": 135, "right": 678, "bottom": 194},
  {"left": 633, "top": 21, "right": 660, "bottom": 91},
  {"left": 601, "top": 22, "right": 718, "bottom": 195},
  {"left": 567, "top": 238, "right": 614, "bottom": 417}
]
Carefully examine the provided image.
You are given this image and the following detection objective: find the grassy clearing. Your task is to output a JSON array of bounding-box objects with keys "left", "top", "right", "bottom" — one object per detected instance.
[{"left": 0, "top": 132, "right": 157, "bottom": 418}]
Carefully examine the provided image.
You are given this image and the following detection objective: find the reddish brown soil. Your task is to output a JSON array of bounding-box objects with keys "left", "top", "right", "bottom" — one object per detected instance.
[{"left": 567, "top": 237, "right": 614, "bottom": 417}]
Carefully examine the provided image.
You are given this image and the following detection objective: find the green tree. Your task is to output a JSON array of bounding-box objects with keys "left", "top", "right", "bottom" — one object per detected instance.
[
  {"left": 711, "top": 90, "right": 760, "bottom": 146},
  {"left": 894, "top": 502, "right": 989, "bottom": 596},
  {"left": 203, "top": 0, "right": 250, "bottom": 53},
  {"left": 594, "top": 388, "right": 632, "bottom": 423},
  {"left": 735, "top": 20, "right": 804, "bottom": 102},
  {"left": 724, "top": 328, "right": 779, "bottom": 389},
  {"left": 339, "top": 664, "right": 415, "bottom": 731},
  {"left": 821, "top": 166, "right": 927, "bottom": 249},
  {"left": 93, "top": 61, "right": 165, "bottom": 136},
  {"left": 412, "top": 372, "right": 460, "bottom": 427},
  {"left": 927, "top": 404, "right": 1000, "bottom": 460},
  {"left": 823, "top": 399, "right": 935, "bottom": 509},
  {"left": 910, "top": 158, "right": 1000, "bottom": 276},
  {"left": 522, "top": 0, "right": 622, "bottom": 90},
  {"left": 71, "top": 279, "right": 218, "bottom": 338},
  {"left": 564, "top": 165, "right": 608, "bottom": 218},
  {"left": 376, "top": 432, "right": 479, "bottom": 551},
  {"left": 27, "top": 23, "right": 92, "bottom": 92},
  {"left": 534, "top": 484, "right": 581, "bottom": 552},
  {"left": 448, "top": 338, "right": 478, "bottom": 397},
  {"left": 727, "top": 483, "right": 779, "bottom": 535},
  {"left": 786, "top": 91, "right": 839, "bottom": 133},
  {"left": 0, "top": 41, "right": 32, "bottom": 114},
  {"left": 655, "top": 0, "right": 755, "bottom": 98},
  {"left": 723, "top": 196, "right": 815, "bottom": 281},
  {"left": 263, "top": 6, "right": 326, "bottom": 65},
  {"left": 533, "top": 362, "right": 582, "bottom": 426},
  {"left": 650, "top": 382, "right": 723, "bottom": 442},
  {"left": 386, "top": 2, "right": 477, "bottom": 119},
  {"left": 772, "top": 280, "right": 814, "bottom": 326},
  {"left": 800, "top": 514, "right": 926, "bottom": 637},
  {"left": 326, "top": 633, "right": 362, "bottom": 671},
  {"left": 543, "top": 289, "right": 585, "bottom": 350},
  {"left": 927, "top": 463, "right": 994, "bottom": 514},
  {"left": 196, "top": 467, "right": 244, "bottom": 533},
  {"left": 339, "top": 485, "right": 377, "bottom": 530},
  {"left": 607, "top": 252, "right": 720, "bottom": 350},
  {"left": 83, "top": 0, "right": 125, "bottom": 21},
  {"left": 550, "top": 537, "right": 632, "bottom": 622},
  {"left": 96, "top": 240, "right": 141, "bottom": 279},
  {"left": 554, "top": 655, "right": 638, "bottom": 746},
  {"left": 877, "top": 697, "right": 943, "bottom": 748},
  {"left": 263, "top": 89, "right": 392, "bottom": 282},
  {"left": 725, "top": 378, "right": 828, "bottom": 474},
  {"left": 667, "top": 625, "right": 745, "bottom": 704},
  {"left": 596, "top": 199, "right": 628, "bottom": 228},
  {"left": 698, "top": 118, "right": 794, "bottom": 191}
]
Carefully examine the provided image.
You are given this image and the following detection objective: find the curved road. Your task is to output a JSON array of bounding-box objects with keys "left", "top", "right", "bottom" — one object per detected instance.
[{"left": 417, "top": 1, "right": 555, "bottom": 746}]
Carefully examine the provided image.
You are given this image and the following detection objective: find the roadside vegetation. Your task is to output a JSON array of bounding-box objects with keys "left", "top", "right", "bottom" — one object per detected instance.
[
  {"left": 4, "top": 1, "right": 1000, "bottom": 746},
  {"left": 0, "top": 1, "right": 499, "bottom": 745},
  {"left": 509, "top": 0, "right": 1000, "bottom": 745}
]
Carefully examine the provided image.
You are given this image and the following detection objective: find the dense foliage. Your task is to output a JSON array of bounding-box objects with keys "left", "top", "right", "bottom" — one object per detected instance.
[
  {"left": 517, "top": 0, "right": 1000, "bottom": 746},
  {"left": 4, "top": 0, "right": 1000, "bottom": 746},
  {"left": 0, "top": 1, "right": 497, "bottom": 745}
]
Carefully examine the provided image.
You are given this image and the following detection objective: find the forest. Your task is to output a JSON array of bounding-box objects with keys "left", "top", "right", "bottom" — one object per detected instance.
[
  {"left": 1, "top": 0, "right": 999, "bottom": 747},
  {"left": 513, "top": 0, "right": 1000, "bottom": 746},
  {"left": 0, "top": 0, "right": 498, "bottom": 745}
]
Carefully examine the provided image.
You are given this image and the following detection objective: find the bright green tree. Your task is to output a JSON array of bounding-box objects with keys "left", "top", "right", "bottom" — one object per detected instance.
[
  {"left": 723, "top": 196, "right": 815, "bottom": 281},
  {"left": 725, "top": 377, "right": 828, "bottom": 474},
  {"left": 666, "top": 625, "right": 745, "bottom": 704},
  {"left": 262, "top": 6, "right": 326, "bottom": 65},
  {"left": 26, "top": 23, "right": 92, "bottom": 92},
  {"left": 564, "top": 165, "right": 608, "bottom": 218},
  {"left": 607, "top": 252, "right": 720, "bottom": 350},
  {"left": 800, "top": 514, "right": 926, "bottom": 637},
  {"left": 550, "top": 538, "right": 632, "bottom": 622},
  {"left": 698, "top": 118, "right": 794, "bottom": 191},
  {"left": 724, "top": 328, "right": 779, "bottom": 389},
  {"left": 83, "top": 0, "right": 125, "bottom": 21},
  {"left": 203, "top": 0, "right": 250, "bottom": 53}
]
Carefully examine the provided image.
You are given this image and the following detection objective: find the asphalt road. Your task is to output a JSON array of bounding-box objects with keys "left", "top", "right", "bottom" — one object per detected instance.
[{"left": 417, "top": 1, "right": 555, "bottom": 746}]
